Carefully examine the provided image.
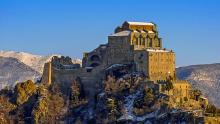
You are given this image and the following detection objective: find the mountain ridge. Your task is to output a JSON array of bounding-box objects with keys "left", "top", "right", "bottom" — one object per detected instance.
[
  {"left": 177, "top": 63, "right": 220, "bottom": 107},
  {"left": 0, "top": 50, "right": 59, "bottom": 73},
  {"left": 0, "top": 50, "right": 82, "bottom": 90},
  {"left": 0, "top": 57, "right": 41, "bottom": 89}
]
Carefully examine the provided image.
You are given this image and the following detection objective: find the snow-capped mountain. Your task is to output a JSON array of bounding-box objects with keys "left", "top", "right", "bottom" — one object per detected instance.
[
  {"left": 177, "top": 63, "right": 220, "bottom": 108},
  {"left": 0, "top": 51, "right": 60, "bottom": 74},
  {"left": 0, "top": 51, "right": 81, "bottom": 74},
  {"left": 0, "top": 50, "right": 82, "bottom": 90},
  {"left": 0, "top": 57, "right": 41, "bottom": 89}
]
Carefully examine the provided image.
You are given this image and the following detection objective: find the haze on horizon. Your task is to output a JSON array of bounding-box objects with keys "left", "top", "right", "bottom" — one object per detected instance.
[{"left": 0, "top": 0, "right": 220, "bottom": 67}]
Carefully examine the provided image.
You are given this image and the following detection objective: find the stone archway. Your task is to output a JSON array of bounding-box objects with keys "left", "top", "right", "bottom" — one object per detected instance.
[{"left": 90, "top": 55, "right": 100, "bottom": 62}]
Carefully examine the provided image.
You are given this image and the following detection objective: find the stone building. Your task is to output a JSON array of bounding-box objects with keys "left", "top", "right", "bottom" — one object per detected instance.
[
  {"left": 41, "top": 21, "right": 187, "bottom": 100},
  {"left": 134, "top": 49, "right": 175, "bottom": 81},
  {"left": 82, "top": 21, "right": 175, "bottom": 81},
  {"left": 157, "top": 80, "right": 191, "bottom": 102}
]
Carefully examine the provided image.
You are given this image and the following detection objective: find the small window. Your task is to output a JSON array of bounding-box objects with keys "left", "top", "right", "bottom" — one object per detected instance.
[{"left": 87, "top": 69, "right": 92, "bottom": 72}]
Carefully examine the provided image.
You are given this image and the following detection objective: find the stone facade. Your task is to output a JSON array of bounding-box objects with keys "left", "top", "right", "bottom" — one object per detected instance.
[
  {"left": 41, "top": 62, "right": 52, "bottom": 85},
  {"left": 115, "top": 21, "right": 162, "bottom": 50},
  {"left": 41, "top": 21, "right": 190, "bottom": 100},
  {"left": 134, "top": 49, "right": 175, "bottom": 81},
  {"left": 82, "top": 21, "right": 175, "bottom": 81}
]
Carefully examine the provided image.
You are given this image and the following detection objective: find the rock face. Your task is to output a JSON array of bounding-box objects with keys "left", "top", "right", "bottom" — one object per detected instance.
[
  {"left": 177, "top": 63, "right": 220, "bottom": 107},
  {"left": 0, "top": 70, "right": 202, "bottom": 124},
  {"left": 0, "top": 57, "right": 41, "bottom": 89},
  {"left": 0, "top": 59, "right": 219, "bottom": 123}
]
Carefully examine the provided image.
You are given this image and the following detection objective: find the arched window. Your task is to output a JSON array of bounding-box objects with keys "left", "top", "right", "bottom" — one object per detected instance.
[
  {"left": 141, "top": 37, "right": 145, "bottom": 46},
  {"left": 132, "top": 37, "right": 139, "bottom": 45},
  {"left": 90, "top": 55, "right": 100, "bottom": 62},
  {"left": 145, "top": 37, "right": 148, "bottom": 47},
  {"left": 136, "top": 37, "right": 139, "bottom": 45},
  {"left": 149, "top": 38, "right": 153, "bottom": 47}
]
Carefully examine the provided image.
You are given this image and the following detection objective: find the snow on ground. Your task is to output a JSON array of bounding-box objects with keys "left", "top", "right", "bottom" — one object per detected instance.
[
  {"left": 106, "top": 64, "right": 126, "bottom": 70},
  {"left": 124, "top": 91, "right": 141, "bottom": 118},
  {"left": 118, "top": 90, "right": 163, "bottom": 122},
  {"left": 118, "top": 91, "right": 141, "bottom": 121}
]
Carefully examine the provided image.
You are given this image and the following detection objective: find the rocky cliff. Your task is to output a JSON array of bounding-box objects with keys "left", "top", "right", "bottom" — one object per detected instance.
[{"left": 1, "top": 65, "right": 217, "bottom": 124}]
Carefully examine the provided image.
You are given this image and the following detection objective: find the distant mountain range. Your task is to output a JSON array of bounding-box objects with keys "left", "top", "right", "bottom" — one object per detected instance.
[
  {"left": 0, "top": 51, "right": 81, "bottom": 89},
  {"left": 0, "top": 57, "right": 41, "bottom": 89},
  {"left": 177, "top": 63, "right": 220, "bottom": 108},
  {"left": 0, "top": 51, "right": 61, "bottom": 73}
]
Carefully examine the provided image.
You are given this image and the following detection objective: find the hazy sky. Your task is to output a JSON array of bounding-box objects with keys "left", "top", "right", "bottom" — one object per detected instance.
[{"left": 0, "top": 0, "right": 220, "bottom": 66}]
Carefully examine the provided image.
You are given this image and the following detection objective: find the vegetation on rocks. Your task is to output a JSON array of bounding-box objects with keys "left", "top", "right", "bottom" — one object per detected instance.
[
  {"left": 1, "top": 72, "right": 220, "bottom": 123},
  {"left": 0, "top": 88, "right": 16, "bottom": 123},
  {"left": 14, "top": 80, "right": 37, "bottom": 105},
  {"left": 70, "top": 80, "right": 87, "bottom": 108},
  {"left": 31, "top": 96, "right": 48, "bottom": 123},
  {"left": 133, "top": 88, "right": 156, "bottom": 116},
  {"left": 190, "top": 89, "right": 202, "bottom": 100},
  {"left": 0, "top": 78, "right": 89, "bottom": 124}
]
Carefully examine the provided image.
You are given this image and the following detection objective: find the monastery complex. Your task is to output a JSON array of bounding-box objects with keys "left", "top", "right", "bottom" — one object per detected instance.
[{"left": 41, "top": 21, "right": 207, "bottom": 105}]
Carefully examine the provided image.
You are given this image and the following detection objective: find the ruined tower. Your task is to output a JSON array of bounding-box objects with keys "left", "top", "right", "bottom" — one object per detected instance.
[{"left": 41, "top": 61, "right": 52, "bottom": 85}]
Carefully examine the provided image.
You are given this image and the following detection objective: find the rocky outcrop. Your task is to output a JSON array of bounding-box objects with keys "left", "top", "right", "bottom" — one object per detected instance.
[{"left": 14, "top": 80, "right": 37, "bottom": 105}]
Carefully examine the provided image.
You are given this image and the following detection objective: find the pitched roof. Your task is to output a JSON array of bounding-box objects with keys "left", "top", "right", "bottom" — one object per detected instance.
[
  {"left": 127, "top": 21, "right": 154, "bottom": 26},
  {"left": 146, "top": 49, "right": 172, "bottom": 53},
  {"left": 109, "top": 30, "right": 131, "bottom": 37}
]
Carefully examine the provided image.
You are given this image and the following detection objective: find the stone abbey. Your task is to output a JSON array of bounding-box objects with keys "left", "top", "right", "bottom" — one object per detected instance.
[
  {"left": 41, "top": 21, "right": 201, "bottom": 104},
  {"left": 83, "top": 21, "right": 175, "bottom": 81}
]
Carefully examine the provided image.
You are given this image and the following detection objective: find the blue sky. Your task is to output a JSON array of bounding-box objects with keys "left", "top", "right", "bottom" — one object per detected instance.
[{"left": 0, "top": 0, "right": 220, "bottom": 66}]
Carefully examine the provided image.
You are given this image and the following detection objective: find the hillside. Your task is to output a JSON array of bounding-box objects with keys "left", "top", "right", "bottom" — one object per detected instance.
[
  {"left": 0, "top": 71, "right": 213, "bottom": 123},
  {"left": 0, "top": 51, "right": 60, "bottom": 73},
  {"left": 0, "top": 51, "right": 81, "bottom": 74},
  {"left": 0, "top": 57, "right": 41, "bottom": 89},
  {"left": 0, "top": 51, "right": 81, "bottom": 90},
  {"left": 177, "top": 63, "right": 220, "bottom": 107}
]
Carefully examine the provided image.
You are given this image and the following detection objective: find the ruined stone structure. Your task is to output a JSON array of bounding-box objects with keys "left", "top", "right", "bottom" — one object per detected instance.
[
  {"left": 41, "top": 21, "right": 187, "bottom": 100},
  {"left": 157, "top": 80, "right": 191, "bottom": 103}
]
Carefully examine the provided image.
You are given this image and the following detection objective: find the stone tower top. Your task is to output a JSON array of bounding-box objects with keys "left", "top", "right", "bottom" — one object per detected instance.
[
  {"left": 112, "top": 21, "right": 162, "bottom": 50},
  {"left": 115, "top": 21, "right": 157, "bottom": 33}
]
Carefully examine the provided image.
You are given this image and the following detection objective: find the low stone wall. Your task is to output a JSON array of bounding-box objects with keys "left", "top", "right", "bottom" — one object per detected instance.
[{"left": 204, "top": 116, "right": 220, "bottom": 124}]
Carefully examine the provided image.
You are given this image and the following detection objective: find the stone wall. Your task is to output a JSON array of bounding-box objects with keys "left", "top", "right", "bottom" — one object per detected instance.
[
  {"left": 115, "top": 21, "right": 162, "bottom": 50},
  {"left": 157, "top": 80, "right": 191, "bottom": 103},
  {"left": 106, "top": 36, "right": 134, "bottom": 66},
  {"left": 82, "top": 44, "right": 108, "bottom": 68},
  {"left": 134, "top": 50, "right": 148, "bottom": 75},
  {"left": 147, "top": 50, "right": 175, "bottom": 81},
  {"left": 172, "top": 81, "right": 190, "bottom": 99},
  {"left": 41, "top": 62, "right": 52, "bottom": 85},
  {"left": 204, "top": 116, "right": 220, "bottom": 124}
]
